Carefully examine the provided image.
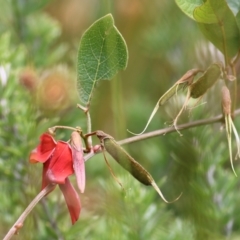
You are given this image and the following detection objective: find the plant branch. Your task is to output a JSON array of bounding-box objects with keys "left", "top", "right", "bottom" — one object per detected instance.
[
  {"left": 77, "top": 104, "right": 93, "bottom": 150},
  {"left": 3, "top": 184, "right": 56, "bottom": 240},
  {"left": 118, "top": 112, "right": 229, "bottom": 145},
  {"left": 5, "top": 109, "right": 240, "bottom": 239},
  {"left": 83, "top": 108, "right": 240, "bottom": 162}
]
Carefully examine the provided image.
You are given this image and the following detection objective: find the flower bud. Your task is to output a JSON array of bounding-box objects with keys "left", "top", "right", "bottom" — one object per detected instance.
[
  {"left": 221, "top": 86, "right": 231, "bottom": 115},
  {"left": 19, "top": 68, "right": 38, "bottom": 91}
]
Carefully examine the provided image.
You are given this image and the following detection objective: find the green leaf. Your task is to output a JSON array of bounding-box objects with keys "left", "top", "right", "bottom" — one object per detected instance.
[
  {"left": 175, "top": 0, "right": 240, "bottom": 58},
  {"left": 77, "top": 14, "right": 128, "bottom": 105},
  {"left": 175, "top": 0, "right": 203, "bottom": 20},
  {"left": 194, "top": 0, "right": 240, "bottom": 58},
  {"left": 193, "top": 0, "right": 218, "bottom": 23},
  {"left": 236, "top": 10, "right": 240, "bottom": 29}
]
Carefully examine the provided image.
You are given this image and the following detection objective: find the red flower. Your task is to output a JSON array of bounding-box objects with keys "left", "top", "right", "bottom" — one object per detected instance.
[{"left": 29, "top": 133, "right": 85, "bottom": 224}]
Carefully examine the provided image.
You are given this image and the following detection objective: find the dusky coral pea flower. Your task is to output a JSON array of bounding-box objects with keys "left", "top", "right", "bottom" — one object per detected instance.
[{"left": 29, "top": 133, "right": 84, "bottom": 224}]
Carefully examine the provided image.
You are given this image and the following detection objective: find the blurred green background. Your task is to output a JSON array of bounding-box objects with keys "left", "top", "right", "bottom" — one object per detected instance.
[{"left": 1, "top": 0, "right": 240, "bottom": 239}]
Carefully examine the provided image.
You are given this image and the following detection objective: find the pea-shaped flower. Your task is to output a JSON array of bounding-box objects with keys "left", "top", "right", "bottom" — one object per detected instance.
[{"left": 29, "top": 132, "right": 85, "bottom": 224}]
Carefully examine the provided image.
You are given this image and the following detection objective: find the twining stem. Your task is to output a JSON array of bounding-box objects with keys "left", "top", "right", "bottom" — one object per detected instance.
[
  {"left": 86, "top": 110, "right": 93, "bottom": 147},
  {"left": 77, "top": 104, "right": 93, "bottom": 151},
  {"left": 3, "top": 184, "right": 56, "bottom": 240},
  {"left": 48, "top": 126, "right": 78, "bottom": 134}
]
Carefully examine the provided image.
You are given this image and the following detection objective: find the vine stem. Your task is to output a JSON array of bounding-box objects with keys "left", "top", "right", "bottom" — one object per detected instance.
[
  {"left": 3, "top": 184, "right": 56, "bottom": 240},
  {"left": 77, "top": 104, "right": 93, "bottom": 151}
]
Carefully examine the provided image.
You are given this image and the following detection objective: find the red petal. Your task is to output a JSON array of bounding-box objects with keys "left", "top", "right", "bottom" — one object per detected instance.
[
  {"left": 59, "top": 178, "right": 81, "bottom": 224},
  {"left": 29, "top": 133, "right": 56, "bottom": 163},
  {"left": 71, "top": 132, "right": 85, "bottom": 193},
  {"left": 41, "top": 160, "right": 51, "bottom": 190},
  {"left": 45, "top": 141, "right": 74, "bottom": 184}
]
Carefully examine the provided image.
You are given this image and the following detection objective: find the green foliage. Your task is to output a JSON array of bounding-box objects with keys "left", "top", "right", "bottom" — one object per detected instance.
[
  {"left": 1, "top": 0, "right": 240, "bottom": 240},
  {"left": 77, "top": 14, "right": 128, "bottom": 105},
  {"left": 176, "top": 0, "right": 240, "bottom": 58},
  {"left": 175, "top": 0, "right": 203, "bottom": 19},
  {"left": 190, "top": 63, "right": 221, "bottom": 98}
]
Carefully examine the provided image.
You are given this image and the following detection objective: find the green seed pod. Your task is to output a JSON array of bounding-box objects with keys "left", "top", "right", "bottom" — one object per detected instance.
[
  {"left": 96, "top": 131, "right": 152, "bottom": 185},
  {"left": 96, "top": 131, "right": 182, "bottom": 203},
  {"left": 190, "top": 63, "right": 222, "bottom": 99}
]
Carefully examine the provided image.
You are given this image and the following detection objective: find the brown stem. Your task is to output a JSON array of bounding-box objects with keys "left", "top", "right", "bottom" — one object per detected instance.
[
  {"left": 6, "top": 109, "right": 240, "bottom": 239},
  {"left": 118, "top": 108, "right": 240, "bottom": 145},
  {"left": 48, "top": 126, "right": 78, "bottom": 134},
  {"left": 83, "top": 109, "right": 240, "bottom": 159},
  {"left": 3, "top": 184, "right": 56, "bottom": 240}
]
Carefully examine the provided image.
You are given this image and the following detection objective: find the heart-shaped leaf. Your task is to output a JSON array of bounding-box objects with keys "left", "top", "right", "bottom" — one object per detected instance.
[
  {"left": 77, "top": 14, "right": 128, "bottom": 105},
  {"left": 175, "top": 0, "right": 240, "bottom": 58}
]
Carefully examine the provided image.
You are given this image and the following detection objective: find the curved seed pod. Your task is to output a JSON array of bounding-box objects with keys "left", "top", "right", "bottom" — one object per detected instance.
[
  {"left": 96, "top": 131, "right": 182, "bottom": 203},
  {"left": 71, "top": 131, "right": 85, "bottom": 193},
  {"left": 190, "top": 63, "right": 222, "bottom": 99},
  {"left": 128, "top": 68, "right": 202, "bottom": 136}
]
